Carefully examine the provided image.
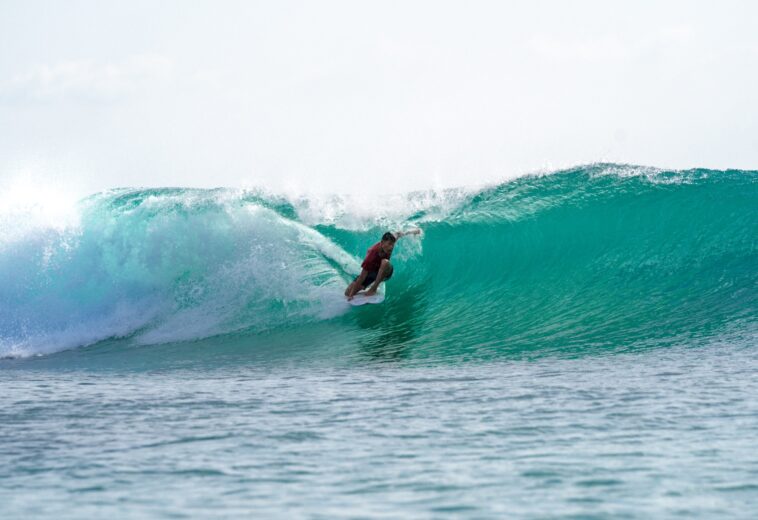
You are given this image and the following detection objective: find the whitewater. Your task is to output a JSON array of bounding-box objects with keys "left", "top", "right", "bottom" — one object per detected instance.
[{"left": 1, "top": 164, "right": 757, "bottom": 518}]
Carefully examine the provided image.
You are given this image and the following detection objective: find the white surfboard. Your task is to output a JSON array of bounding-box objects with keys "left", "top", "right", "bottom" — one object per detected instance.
[{"left": 348, "top": 292, "right": 385, "bottom": 306}]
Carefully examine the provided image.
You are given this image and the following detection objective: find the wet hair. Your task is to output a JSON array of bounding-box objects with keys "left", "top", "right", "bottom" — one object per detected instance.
[{"left": 381, "top": 232, "right": 396, "bottom": 243}]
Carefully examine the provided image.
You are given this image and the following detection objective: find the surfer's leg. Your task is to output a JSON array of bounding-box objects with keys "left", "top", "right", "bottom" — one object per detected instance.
[
  {"left": 367, "top": 260, "right": 392, "bottom": 293},
  {"left": 346, "top": 270, "right": 370, "bottom": 298},
  {"left": 377, "top": 259, "right": 393, "bottom": 282}
]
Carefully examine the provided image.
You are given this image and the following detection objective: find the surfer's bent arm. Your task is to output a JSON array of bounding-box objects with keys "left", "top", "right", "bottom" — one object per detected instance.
[{"left": 345, "top": 269, "right": 369, "bottom": 299}]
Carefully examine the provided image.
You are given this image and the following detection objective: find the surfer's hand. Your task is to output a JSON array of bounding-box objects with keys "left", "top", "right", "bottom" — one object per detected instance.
[
  {"left": 347, "top": 294, "right": 354, "bottom": 301},
  {"left": 364, "top": 288, "right": 377, "bottom": 296}
]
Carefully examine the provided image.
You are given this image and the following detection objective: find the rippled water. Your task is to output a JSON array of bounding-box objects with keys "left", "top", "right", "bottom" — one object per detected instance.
[{"left": 2, "top": 337, "right": 757, "bottom": 519}]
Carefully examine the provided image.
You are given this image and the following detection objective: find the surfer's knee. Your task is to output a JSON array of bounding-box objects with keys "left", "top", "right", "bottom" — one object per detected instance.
[{"left": 381, "top": 259, "right": 394, "bottom": 279}]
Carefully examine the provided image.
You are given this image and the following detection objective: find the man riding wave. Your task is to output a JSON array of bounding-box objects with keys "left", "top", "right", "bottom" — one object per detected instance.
[{"left": 345, "top": 230, "right": 421, "bottom": 301}]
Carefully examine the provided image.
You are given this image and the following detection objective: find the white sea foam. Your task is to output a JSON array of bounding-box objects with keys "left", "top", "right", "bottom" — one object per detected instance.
[{"left": 0, "top": 189, "right": 360, "bottom": 357}]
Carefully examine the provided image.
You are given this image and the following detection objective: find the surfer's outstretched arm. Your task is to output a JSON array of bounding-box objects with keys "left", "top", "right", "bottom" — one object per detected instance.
[{"left": 393, "top": 229, "right": 421, "bottom": 239}]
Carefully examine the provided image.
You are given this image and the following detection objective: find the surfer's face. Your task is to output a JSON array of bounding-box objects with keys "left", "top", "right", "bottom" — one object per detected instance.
[{"left": 381, "top": 240, "right": 395, "bottom": 254}]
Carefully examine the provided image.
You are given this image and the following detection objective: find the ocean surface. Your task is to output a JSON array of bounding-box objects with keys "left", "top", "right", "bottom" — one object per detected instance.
[{"left": 1, "top": 164, "right": 757, "bottom": 518}]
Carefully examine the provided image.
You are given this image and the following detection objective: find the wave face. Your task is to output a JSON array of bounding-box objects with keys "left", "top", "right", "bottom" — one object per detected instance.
[{"left": 1, "top": 164, "right": 756, "bottom": 358}]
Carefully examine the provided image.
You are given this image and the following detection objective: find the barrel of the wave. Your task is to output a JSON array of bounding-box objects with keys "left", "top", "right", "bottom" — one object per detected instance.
[{"left": 344, "top": 166, "right": 758, "bottom": 358}]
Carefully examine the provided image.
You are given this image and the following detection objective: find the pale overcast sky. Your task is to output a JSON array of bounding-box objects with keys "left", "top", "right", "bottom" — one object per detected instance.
[{"left": 1, "top": 0, "right": 757, "bottom": 197}]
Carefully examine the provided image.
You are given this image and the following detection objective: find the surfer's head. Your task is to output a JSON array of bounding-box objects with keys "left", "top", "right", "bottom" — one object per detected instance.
[
  {"left": 380, "top": 232, "right": 396, "bottom": 254},
  {"left": 382, "top": 232, "right": 396, "bottom": 243}
]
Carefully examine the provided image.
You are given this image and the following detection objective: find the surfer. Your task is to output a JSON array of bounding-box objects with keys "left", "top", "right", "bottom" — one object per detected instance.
[{"left": 345, "top": 230, "right": 421, "bottom": 301}]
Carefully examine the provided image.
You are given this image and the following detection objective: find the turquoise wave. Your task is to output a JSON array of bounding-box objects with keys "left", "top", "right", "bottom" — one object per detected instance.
[{"left": 1, "top": 164, "right": 756, "bottom": 358}]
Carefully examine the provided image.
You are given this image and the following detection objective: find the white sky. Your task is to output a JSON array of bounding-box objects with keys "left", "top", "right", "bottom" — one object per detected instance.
[{"left": 1, "top": 0, "right": 757, "bottom": 197}]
